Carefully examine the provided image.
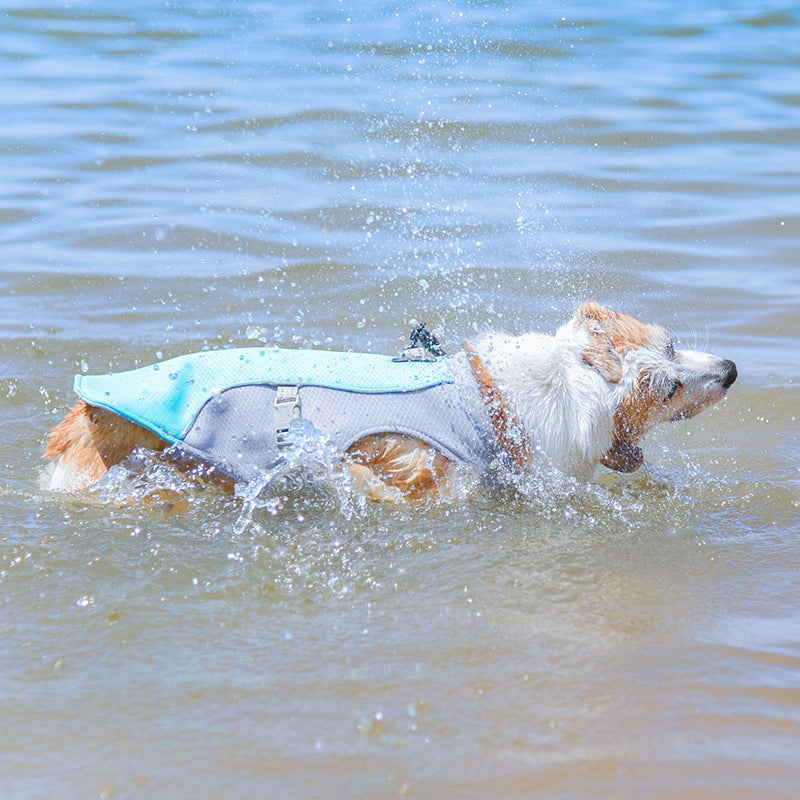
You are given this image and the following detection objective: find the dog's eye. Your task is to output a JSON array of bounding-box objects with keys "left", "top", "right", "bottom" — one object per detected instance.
[{"left": 665, "top": 378, "right": 681, "bottom": 401}]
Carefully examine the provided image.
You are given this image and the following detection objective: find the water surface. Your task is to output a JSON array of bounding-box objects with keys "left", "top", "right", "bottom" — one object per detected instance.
[{"left": 1, "top": 1, "right": 799, "bottom": 798}]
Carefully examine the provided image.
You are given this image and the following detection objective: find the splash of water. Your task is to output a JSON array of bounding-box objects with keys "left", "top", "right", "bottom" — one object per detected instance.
[
  {"left": 232, "top": 420, "right": 359, "bottom": 535},
  {"left": 88, "top": 446, "right": 197, "bottom": 507}
]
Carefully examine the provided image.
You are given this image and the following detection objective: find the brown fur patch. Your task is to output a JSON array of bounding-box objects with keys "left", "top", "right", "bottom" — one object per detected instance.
[
  {"left": 45, "top": 401, "right": 166, "bottom": 485},
  {"left": 578, "top": 312, "right": 623, "bottom": 383},
  {"left": 463, "top": 341, "right": 532, "bottom": 468},
  {"left": 578, "top": 302, "right": 663, "bottom": 358},
  {"left": 345, "top": 433, "right": 456, "bottom": 501},
  {"left": 601, "top": 370, "right": 677, "bottom": 472}
]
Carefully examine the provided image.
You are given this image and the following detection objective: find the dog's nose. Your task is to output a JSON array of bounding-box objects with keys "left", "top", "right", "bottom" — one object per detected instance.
[{"left": 721, "top": 359, "right": 737, "bottom": 389}]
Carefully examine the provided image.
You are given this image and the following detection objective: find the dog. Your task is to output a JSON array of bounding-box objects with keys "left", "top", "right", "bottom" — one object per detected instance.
[{"left": 44, "top": 303, "right": 737, "bottom": 501}]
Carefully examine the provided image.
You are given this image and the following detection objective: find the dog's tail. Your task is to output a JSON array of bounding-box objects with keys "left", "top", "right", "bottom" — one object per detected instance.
[{"left": 44, "top": 401, "right": 166, "bottom": 491}]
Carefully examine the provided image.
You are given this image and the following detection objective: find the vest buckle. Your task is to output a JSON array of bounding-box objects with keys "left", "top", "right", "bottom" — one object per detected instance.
[{"left": 274, "top": 385, "right": 301, "bottom": 448}]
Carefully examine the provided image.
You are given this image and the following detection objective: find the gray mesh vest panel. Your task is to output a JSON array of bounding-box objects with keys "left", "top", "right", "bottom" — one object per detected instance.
[{"left": 180, "top": 352, "right": 498, "bottom": 483}]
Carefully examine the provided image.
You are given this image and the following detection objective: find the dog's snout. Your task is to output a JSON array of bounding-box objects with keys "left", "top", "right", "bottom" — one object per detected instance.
[{"left": 720, "top": 359, "right": 737, "bottom": 389}]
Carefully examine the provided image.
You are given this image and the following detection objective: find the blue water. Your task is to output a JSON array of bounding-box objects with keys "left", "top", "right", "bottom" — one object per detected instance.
[{"left": 2, "top": 2, "right": 799, "bottom": 798}]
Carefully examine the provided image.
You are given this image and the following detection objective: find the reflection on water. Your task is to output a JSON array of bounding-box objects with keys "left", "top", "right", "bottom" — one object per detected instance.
[{"left": 1, "top": 0, "right": 799, "bottom": 797}]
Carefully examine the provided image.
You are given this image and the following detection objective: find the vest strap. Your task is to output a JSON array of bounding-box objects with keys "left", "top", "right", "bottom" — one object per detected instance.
[{"left": 274, "top": 385, "right": 300, "bottom": 448}]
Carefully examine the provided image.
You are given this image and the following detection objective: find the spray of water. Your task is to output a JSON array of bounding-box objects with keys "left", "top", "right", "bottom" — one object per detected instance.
[
  {"left": 68, "top": 410, "right": 732, "bottom": 550},
  {"left": 232, "top": 420, "right": 360, "bottom": 535}
]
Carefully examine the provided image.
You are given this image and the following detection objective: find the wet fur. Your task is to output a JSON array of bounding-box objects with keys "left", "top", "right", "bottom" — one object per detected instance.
[
  {"left": 46, "top": 402, "right": 167, "bottom": 491},
  {"left": 44, "top": 303, "right": 737, "bottom": 500}
]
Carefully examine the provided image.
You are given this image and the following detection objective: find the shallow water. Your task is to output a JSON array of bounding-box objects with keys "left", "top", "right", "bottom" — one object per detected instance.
[{"left": 2, "top": 1, "right": 799, "bottom": 798}]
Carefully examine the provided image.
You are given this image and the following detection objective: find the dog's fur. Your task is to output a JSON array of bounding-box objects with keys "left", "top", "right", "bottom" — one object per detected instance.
[{"left": 44, "top": 303, "right": 737, "bottom": 500}]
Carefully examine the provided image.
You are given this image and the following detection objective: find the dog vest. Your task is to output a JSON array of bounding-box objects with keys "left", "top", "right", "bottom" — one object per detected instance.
[{"left": 74, "top": 347, "right": 502, "bottom": 484}]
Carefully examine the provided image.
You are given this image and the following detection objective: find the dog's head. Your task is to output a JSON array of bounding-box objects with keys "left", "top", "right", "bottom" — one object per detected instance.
[{"left": 578, "top": 302, "right": 737, "bottom": 473}]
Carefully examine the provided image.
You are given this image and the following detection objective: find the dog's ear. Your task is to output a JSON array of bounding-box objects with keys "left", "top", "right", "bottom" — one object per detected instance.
[
  {"left": 601, "top": 440, "right": 643, "bottom": 473},
  {"left": 578, "top": 303, "right": 622, "bottom": 384}
]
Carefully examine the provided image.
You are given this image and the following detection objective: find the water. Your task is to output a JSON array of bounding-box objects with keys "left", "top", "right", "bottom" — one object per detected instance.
[{"left": 2, "top": 0, "right": 799, "bottom": 797}]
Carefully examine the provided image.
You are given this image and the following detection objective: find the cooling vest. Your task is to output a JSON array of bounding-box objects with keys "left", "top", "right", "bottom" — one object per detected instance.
[{"left": 74, "top": 347, "right": 500, "bottom": 483}]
